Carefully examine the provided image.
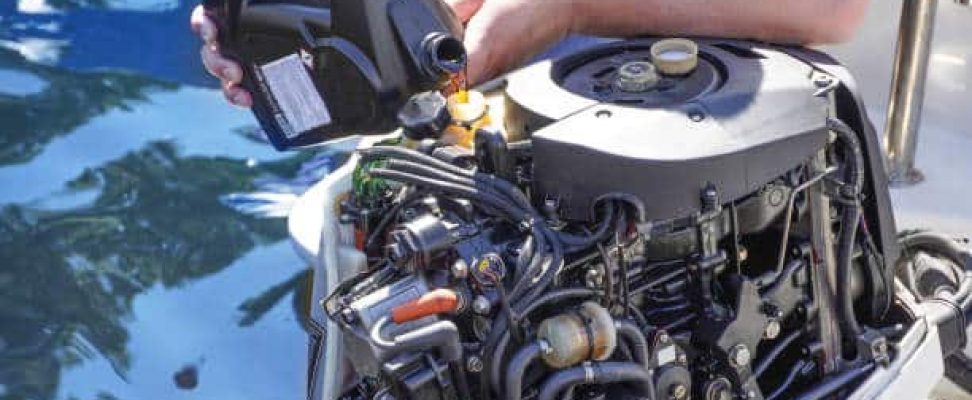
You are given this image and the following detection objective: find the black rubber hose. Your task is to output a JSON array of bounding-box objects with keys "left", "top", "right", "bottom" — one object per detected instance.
[
  {"left": 505, "top": 341, "right": 544, "bottom": 400},
  {"left": 369, "top": 168, "right": 530, "bottom": 222},
  {"left": 753, "top": 329, "right": 804, "bottom": 379},
  {"left": 489, "top": 328, "right": 511, "bottom": 395},
  {"left": 556, "top": 203, "right": 616, "bottom": 248},
  {"left": 629, "top": 269, "right": 685, "bottom": 295},
  {"left": 486, "top": 288, "right": 602, "bottom": 396},
  {"left": 512, "top": 228, "right": 565, "bottom": 308},
  {"left": 370, "top": 167, "right": 558, "bottom": 302},
  {"left": 363, "top": 189, "right": 427, "bottom": 250},
  {"left": 661, "top": 314, "right": 696, "bottom": 332},
  {"left": 364, "top": 147, "right": 536, "bottom": 216},
  {"left": 827, "top": 118, "right": 865, "bottom": 191},
  {"left": 369, "top": 317, "right": 472, "bottom": 399},
  {"left": 829, "top": 118, "right": 867, "bottom": 345},
  {"left": 615, "top": 320, "right": 649, "bottom": 367},
  {"left": 899, "top": 231, "right": 972, "bottom": 304},
  {"left": 836, "top": 204, "right": 864, "bottom": 341},
  {"left": 900, "top": 231, "right": 972, "bottom": 275},
  {"left": 765, "top": 359, "right": 809, "bottom": 400},
  {"left": 537, "top": 362, "right": 654, "bottom": 400}
]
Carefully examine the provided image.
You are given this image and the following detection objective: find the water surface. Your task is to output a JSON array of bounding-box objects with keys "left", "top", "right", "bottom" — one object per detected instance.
[{"left": 0, "top": 2, "right": 319, "bottom": 399}]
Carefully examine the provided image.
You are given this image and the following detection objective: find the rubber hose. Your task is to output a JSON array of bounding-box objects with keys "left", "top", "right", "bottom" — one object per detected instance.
[
  {"left": 829, "top": 118, "right": 866, "bottom": 344},
  {"left": 614, "top": 320, "right": 649, "bottom": 367},
  {"left": 827, "top": 118, "right": 865, "bottom": 191},
  {"left": 537, "top": 362, "right": 654, "bottom": 400},
  {"left": 504, "top": 341, "right": 544, "bottom": 400},
  {"left": 487, "top": 288, "right": 602, "bottom": 395},
  {"left": 836, "top": 203, "right": 864, "bottom": 340},
  {"left": 556, "top": 203, "right": 616, "bottom": 248}
]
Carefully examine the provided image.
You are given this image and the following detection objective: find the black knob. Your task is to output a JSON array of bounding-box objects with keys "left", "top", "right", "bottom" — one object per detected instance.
[{"left": 398, "top": 91, "right": 451, "bottom": 140}]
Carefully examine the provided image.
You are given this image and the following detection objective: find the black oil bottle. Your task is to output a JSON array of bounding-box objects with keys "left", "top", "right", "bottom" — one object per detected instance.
[{"left": 202, "top": 0, "right": 466, "bottom": 150}]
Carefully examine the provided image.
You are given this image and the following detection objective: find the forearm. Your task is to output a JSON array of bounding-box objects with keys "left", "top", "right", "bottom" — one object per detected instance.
[{"left": 572, "top": 0, "right": 869, "bottom": 44}]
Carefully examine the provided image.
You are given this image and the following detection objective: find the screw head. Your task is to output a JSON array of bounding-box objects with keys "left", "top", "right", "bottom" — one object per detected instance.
[{"left": 677, "top": 353, "right": 688, "bottom": 364}]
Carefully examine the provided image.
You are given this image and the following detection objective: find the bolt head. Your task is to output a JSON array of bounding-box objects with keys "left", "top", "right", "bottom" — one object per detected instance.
[
  {"left": 451, "top": 259, "right": 469, "bottom": 278},
  {"left": 466, "top": 356, "right": 483, "bottom": 372},
  {"left": 730, "top": 344, "right": 751, "bottom": 367},
  {"left": 764, "top": 320, "right": 781, "bottom": 340},
  {"left": 472, "top": 296, "right": 492, "bottom": 315},
  {"left": 341, "top": 308, "right": 357, "bottom": 323},
  {"left": 813, "top": 74, "right": 833, "bottom": 88}
]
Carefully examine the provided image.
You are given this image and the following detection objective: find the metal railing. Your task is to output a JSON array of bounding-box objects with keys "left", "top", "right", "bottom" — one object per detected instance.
[{"left": 883, "top": 0, "right": 968, "bottom": 186}]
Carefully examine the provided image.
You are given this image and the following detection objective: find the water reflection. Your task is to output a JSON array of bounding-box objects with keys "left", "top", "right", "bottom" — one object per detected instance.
[
  {"left": 0, "top": 47, "right": 175, "bottom": 166},
  {"left": 0, "top": 141, "right": 316, "bottom": 399},
  {"left": 0, "top": 1, "right": 323, "bottom": 399}
]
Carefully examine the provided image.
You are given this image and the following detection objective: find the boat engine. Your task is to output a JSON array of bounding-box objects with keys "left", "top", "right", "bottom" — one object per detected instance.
[
  {"left": 201, "top": 0, "right": 972, "bottom": 398},
  {"left": 309, "top": 35, "right": 972, "bottom": 400}
]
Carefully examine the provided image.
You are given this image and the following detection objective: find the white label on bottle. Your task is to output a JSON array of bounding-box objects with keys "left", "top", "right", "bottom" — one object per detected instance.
[{"left": 259, "top": 53, "right": 331, "bottom": 138}]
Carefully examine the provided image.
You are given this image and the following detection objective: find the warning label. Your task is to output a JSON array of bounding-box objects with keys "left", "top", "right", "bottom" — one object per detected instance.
[{"left": 259, "top": 54, "right": 332, "bottom": 138}]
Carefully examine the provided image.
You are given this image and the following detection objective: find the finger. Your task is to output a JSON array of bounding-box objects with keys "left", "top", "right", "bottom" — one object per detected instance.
[
  {"left": 443, "top": 0, "right": 483, "bottom": 23},
  {"left": 201, "top": 44, "right": 243, "bottom": 84},
  {"left": 461, "top": 12, "right": 499, "bottom": 85},
  {"left": 190, "top": 5, "right": 217, "bottom": 43},
  {"left": 223, "top": 83, "right": 253, "bottom": 108}
]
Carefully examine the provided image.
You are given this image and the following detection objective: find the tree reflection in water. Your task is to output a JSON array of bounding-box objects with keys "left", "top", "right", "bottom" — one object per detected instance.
[
  {"left": 0, "top": 141, "right": 318, "bottom": 399},
  {"left": 0, "top": 1, "right": 329, "bottom": 398},
  {"left": 0, "top": 47, "right": 176, "bottom": 166}
]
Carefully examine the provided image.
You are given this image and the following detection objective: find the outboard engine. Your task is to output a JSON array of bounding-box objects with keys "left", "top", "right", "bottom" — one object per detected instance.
[{"left": 203, "top": 1, "right": 972, "bottom": 397}]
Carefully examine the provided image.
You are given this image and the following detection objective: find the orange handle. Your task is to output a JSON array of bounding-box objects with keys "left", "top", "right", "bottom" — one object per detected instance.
[{"left": 391, "top": 289, "right": 460, "bottom": 324}]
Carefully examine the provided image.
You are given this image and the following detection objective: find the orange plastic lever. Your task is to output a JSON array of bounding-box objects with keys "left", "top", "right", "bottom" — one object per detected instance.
[{"left": 391, "top": 288, "right": 460, "bottom": 324}]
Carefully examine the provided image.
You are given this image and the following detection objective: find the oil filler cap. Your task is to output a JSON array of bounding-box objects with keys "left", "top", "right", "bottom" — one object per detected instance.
[{"left": 651, "top": 38, "right": 699, "bottom": 76}]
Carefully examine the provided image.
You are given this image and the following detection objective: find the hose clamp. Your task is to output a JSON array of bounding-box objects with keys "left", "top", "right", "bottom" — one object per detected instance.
[{"left": 583, "top": 362, "right": 596, "bottom": 383}]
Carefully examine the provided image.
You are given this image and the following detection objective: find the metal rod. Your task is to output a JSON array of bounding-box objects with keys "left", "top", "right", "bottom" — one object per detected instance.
[
  {"left": 808, "top": 151, "right": 843, "bottom": 373},
  {"left": 883, "top": 0, "right": 939, "bottom": 186}
]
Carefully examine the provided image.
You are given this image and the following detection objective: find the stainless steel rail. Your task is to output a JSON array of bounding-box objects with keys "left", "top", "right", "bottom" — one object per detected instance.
[
  {"left": 883, "top": 0, "right": 939, "bottom": 186},
  {"left": 883, "top": 0, "right": 970, "bottom": 186}
]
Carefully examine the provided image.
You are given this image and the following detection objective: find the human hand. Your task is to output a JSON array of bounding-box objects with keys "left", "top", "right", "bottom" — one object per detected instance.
[
  {"left": 190, "top": 5, "right": 253, "bottom": 107},
  {"left": 446, "top": 0, "right": 577, "bottom": 85},
  {"left": 190, "top": 0, "right": 575, "bottom": 107}
]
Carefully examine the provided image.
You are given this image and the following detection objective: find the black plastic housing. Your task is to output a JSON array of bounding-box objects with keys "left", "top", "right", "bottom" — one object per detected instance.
[
  {"left": 506, "top": 39, "right": 830, "bottom": 223},
  {"left": 203, "top": 0, "right": 465, "bottom": 150}
]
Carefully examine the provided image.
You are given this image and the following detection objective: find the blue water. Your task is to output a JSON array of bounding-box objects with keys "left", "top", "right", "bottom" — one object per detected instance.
[{"left": 0, "top": 1, "right": 324, "bottom": 399}]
